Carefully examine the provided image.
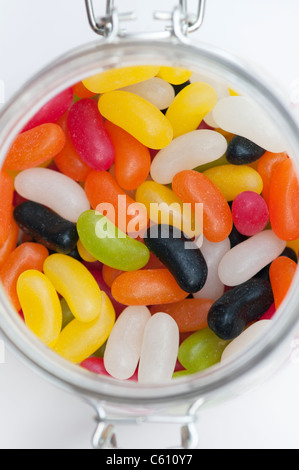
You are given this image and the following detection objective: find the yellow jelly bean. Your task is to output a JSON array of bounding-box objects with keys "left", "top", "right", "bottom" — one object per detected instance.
[
  {"left": 77, "top": 239, "right": 97, "bottom": 263},
  {"left": 166, "top": 83, "right": 218, "bottom": 138},
  {"left": 54, "top": 292, "right": 115, "bottom": 363},
  {"left": 82, "top": 66, "right": 160, "bottom": 94},
  {"left": 43, "top": 254, "right": 102, "bottom": 323},
  {"left": 135, "top": 181, "right": 202, "bottom": 239},
  {"left": 98, "top": 91, "right": 173, "bottom": 149},
  {"left": 287, "top": 238, "right": 299, "bottom": 254},
  {"left": 157, "top": 66, "right": 193, "bottom": 85},
  {"left": 203, "top": 164, "right": 263, "bottom": 201},
  {"left": 17, "top": 270, "right": 62, "bottom": 347}
]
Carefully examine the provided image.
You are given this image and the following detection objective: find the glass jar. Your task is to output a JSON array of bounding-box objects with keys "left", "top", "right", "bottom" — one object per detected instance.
[{"left": 0, "top": 0, "right": 299, "bottom": 449}]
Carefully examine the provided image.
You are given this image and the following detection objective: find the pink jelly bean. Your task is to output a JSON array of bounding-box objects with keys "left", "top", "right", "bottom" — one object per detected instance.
[
  {"left": 80, "top": 357, "right": 138, "bottom": 381},
  {"left": 67, "top": 99, "right": 115, "bottom": 171},
  {"left": 232, "top": 191, "right": 269, "bottom": 236},
  {"left": 22, "top": 88, "right": 74, "bottom": 132}
]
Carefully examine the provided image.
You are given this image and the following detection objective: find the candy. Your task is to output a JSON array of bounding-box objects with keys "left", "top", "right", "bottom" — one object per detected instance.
[
  {"left": 138, "top": 312, "right": 179, "bottom": 384},
  {"left": 165, "top": 83, "right": 218, "bottom": 138},
  {"left": 218, "top": 230, "right": 286, "bottom": 286},
  {"left": 172, "top": 170, "right": 233, "bottom": 243},
  {"left": 257, "top": 151, "right": 288, "bottom": 205},
  {"left": 207, "top": 279, "right": 274, "bottom": 340},
  {"left": 3, "top": 124, "right": 66, "bottom": 171},
  {"left": 203, "top": 164, "right": 263, "bottom": 201},
  {"left": 229, "top": 224, "right": 248, "bottom": 248},
  {"left": 98, "top": 91, "right": 173, "bottom": 149},
  {"left": 67, "top": 99, "right": 115, "bottom": 171},
  {"left": 231, "top": 191, "right": 269, "bottom": 237},
  {"left": 104, "top": 306, "right": 151, "bottom": 380},
  {"left": 194, "top": 153, "right": 228, "bottom": 174},
  {"left": 77, "top": 210, "right": 150, "bottom": 271},
  {"left": 269, "top": 256, "right": 297, "bottom": 309},
  {"left": 111, "top": 269, "right": 189, "bottom": 306},
  {"left": 81, "top": 357, "right": 111, "bottom": 377},
  {"left": 77, "top": 240, "right": 97, "bottom": 263},
  {"left": 72, "top": 81, "right": 97, "bottom": 99},
  {"left": 121, "top": 77, "right": 175, "bottom": 110},
  {"left": 102, "top": 264, "right": 123, "bottom": 288},
  {"left": 157, "top": 67, "right": 192, "bottom": 85},
  {"left": 53, "top": 292, "right": 115, "bottom": 364},
  {"left": 60, "top": 298, "right": 75, "bottom": 330},
  {"left": 144, "top": 224, "right": 207, "bottom": 293},
  {"left": 14, "top": 168, "right": 90, "bottom": 223},
  {"left": 226, "top": 136, "right": 266, "bottom": 165},
  {"left": 0, "top": 219, "right": 19, "bottom": 269},
  {"left": 254, "top": 246, "right": 297, "bottom": 282},
  {"left": 13, "top": 201, "right": 79, "bottom": 254},
  {"left": 0, "top": 171, "right": 14, "bottom": 246},
  {"left": 43, "top": 254, "right": 103, "bottom": 322},
  {"left": 150, "top": 130, "right": 227, "bottom": 185},
  {"left": 17, "top": 270, "right": 62, "bottom": 347},
  {"left": 0, "top": 242, "right": 49, "bottom": 312}
]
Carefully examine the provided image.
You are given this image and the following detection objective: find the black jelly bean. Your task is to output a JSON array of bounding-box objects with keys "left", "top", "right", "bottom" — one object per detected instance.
[
  {"left": 13, "top": 201, "right": 79, "bottom": 255},
  {"left": 144, "top": 224, "right": 208, "bottom": 293},
  {"left": 173, "top": 80, "right": 191, "bottom": 96},
  {"left": 229, "top": 224, "right": 248, "bottom": 248},
  {"left": 226, "top": 135, "right": 266, "bottom": 165},
  {"left": 207, "top": 279, "right": 274, "bottom": 341}
]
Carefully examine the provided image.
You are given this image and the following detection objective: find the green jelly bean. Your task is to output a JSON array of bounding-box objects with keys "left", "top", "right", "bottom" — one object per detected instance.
[
  {"left": 93, "top": 340, "right": 107, "bottom": 358},
  {"left": 77, "top": 210, "right": 150, "bottom": 271},
  {"left": 60, "top": 298, "right": 75, "bottom": 330},
  {"left": 178, "top": 328, "right": 229, "bottom": 373},
  {"left": 172, "top": 370, "right": 192, "bottom": 379},
  {"left": 195, "top": 153, "right": 228, "bottom": 173}
]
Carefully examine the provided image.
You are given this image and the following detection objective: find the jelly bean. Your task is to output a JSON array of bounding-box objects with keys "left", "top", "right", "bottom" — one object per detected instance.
[
  {"left": 257, "top": 151, "right": 288, "bottom": 205},
  {"left": 254, "top": 246, "right": 297, "bottom": 282},
  {"left": 17, "top": 270, "right": 62, "bottom": 347},
  {"left": 178, "top": 328, "right": 228, "bottom": 373},
  {"left": 281, "top": 247, "right": 298, "bottom": 264},
  {"left": 144, "top": 224, "right": 207, "bottom": 293},
  {"left": 221, "top": 320, "right": 272, "bottom": 363},
  {"left": 102, "top": 265, "right": 123, "bottom": 288},
  {"left": 98, "top": 91, "right": 173, "bottom": 149},
  {"left": 72, "top": 81, "right": 97, "bottom": 99},
  {"left": 157, "top": 67, "right": 192, "bottom": 85},
  {"left": 121, "top": 77, "right": 175, "bottom": 110},
  {"left": 0, "top": 171, "right": 14, "bottom": 246},
  {"left": 194, "top": 153, "right": 228, "bottom": 174},
  {"left": 43, "top": 254, "right": 103, "bottom": 323},
  {"left": 3, "top": 124, "right": 66, "bottom": 171},
  {"left": 111, "top": 269, "right": 189, "bottom": 306},
  {"left": 231, "top": 191, "right": 269, "bottom": 237},
  {"left": 0, "top": 219, "right": 19, "bottom": 269},
  {"left": 193, "top": 236, "right": 231, "bottom": 301},
  {"left": 150, "top": 298, "right": 213, "bottom": 333},
  {"left": 60, "top": 298, "right": 75, "bottom": 330},
  {"left": 0, "top": 242, "right": 48, "bottom": 312},
  {"left": 218, "top": 230, "right": 286, "bottom": 286},
  {"left": 54, "top": 112, "right": 92, "bottom": 182},
  {"left": 165, "top": 83, "right": 218, "bottom": 138},
  {"left": 53, "top": 292, "right": 115, "bottom": 364},
  {"left": 104, "top": 306, "right": 151, "bottom": 380},
  {"left": 260, "top": 303, "right": 276, "bottom": 320},
  {"left": 13, "top": 201, "right": 79, "bottom": 255},
  {"left": 150, "top": 130, "right": 227, "bottom": 185},
  {"left": 77, "top": 240, "right": 97, "bottom": 263},
  {"left": 269, "top": 256, "right": 297, "bottom": 309},
  {"left": 172, "top": 170, "right": 233, "bottom": 243},
  {"left": 203, "top": 164, "right": 263, "bottom": 201},
  {"left": 81, "top": 357, "right": 111, "bottom": 377},
  {"left": 190, "top": 73, "right": 230, "bottom": 100},
  {"left": 207, "top": 279, "right": 274, "bottom": 340},
  {"left": 212, "top": 96, "right": 287, "bottom": 152},
  {"left": 269, "top": 158, "right": 299, "bottom": 241},
  {"left": 105, "top": 121, "right": 151, "bottom": 191},
  {"left": 135, "top": 181, "right": 201, "bottom": 239},
  {"left": 22, "top": 88, "right": 73, "bottom": 132},
  {"left": 226, "top": 136, "right": 266, "bottom": 165},
  {"left": 77, "top": 210, "right": 150, "bottom": 271},
  {"left": 82, "top": 66, "right": 160, "bottom": 94},
  {"left": 14, "top": 168, "right": 90, "bottom": 223},
  {"left": 138, "top": 312, "right": 179, "bottom": 384},
  {"left": 67, "top": 99, "right": 115, "bottom": 171},
  {"left": 229, "top": 224, "right": 248, "bottom": 248}
]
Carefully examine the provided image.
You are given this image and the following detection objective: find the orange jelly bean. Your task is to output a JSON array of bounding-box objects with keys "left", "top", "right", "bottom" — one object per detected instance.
[
  {"left": 3, "top": 124, "right": 66, "bottom": 171},
  {"left": 105, "top": 120, "right": 151, "bottom": 191},
  {"left": 0, "top": 171, "right": 14, "bottom": 246},
  {"left": 0, "top": 219, "right": 19, "bottom": 269},
  {"left": 0, "top": 243, "right": 49, "bottom": 311},
  {"left": 102, "top": 264, "right": 123, "bottom": 288},
  {"left": 257, "top": 151, "right": 288, "bottom": 205},
  {"left": 111, "top": 269, "right": 189, "bottom": 306},
  {"left": 269, "top": 256, "right": 297, "bottom": 309},
  {"left": 72, "top": 81, "right": 97, "bottom": 99},
  {"left": 150, "top": 298, "right": 213, "bottom": 332},
  {"left": 269, "top": 158, "right": 299, "bottom": 241},
  {"left": 172, "top": 170, "right": 233, "bottom": 243}
]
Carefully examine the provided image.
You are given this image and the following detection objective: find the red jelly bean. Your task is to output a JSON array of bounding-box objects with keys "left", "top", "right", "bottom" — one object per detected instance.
[
  {"left": 232, "top": 191, "right": 269, "bottom": 236},
  {"left": 67, "top": 99, "right": 114, "bottom": 171},
  {"left": 80, "top": 357, "right": 111, "bottom": 376}
]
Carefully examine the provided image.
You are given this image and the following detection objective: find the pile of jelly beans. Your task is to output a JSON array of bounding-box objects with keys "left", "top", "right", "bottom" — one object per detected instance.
[{"left": 1, "top": 64, "right": 298, "bottom": 384}]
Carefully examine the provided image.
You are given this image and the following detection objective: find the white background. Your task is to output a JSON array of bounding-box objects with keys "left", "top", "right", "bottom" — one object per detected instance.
[{"left": 1, "top": 0, "right": 299, "bottom": 449}]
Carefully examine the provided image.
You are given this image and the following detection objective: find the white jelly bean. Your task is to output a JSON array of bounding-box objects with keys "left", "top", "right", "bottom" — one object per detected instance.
[
  {"left": 221, "top": 320, "right": 272, "bottom": 363},
  {"left": 193, "top": 236, "right": 231, "bottom": 301},
  {"left": 218, "top": 230, "right": 286, "bottom": 286},
  {"left": 14, "top": 168, "right": 90, "bottom": 223},
  {"left": 138, "top": 312, "right": 179, "bottom": 384},
  {"left": 212, "top": 96, "right": 287, "bottom": 153},
  {"left": 150, "top": 130, "right": 227, "bottom": 185},
  {"left": 121, "top": 77, "right": 175, "bottom": 110},
  {"left": 104, "top": 306, "right": 151, "bottom": 380}
]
